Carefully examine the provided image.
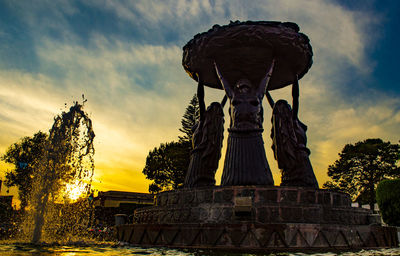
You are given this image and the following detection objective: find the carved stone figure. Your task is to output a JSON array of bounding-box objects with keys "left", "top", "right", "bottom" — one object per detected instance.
[
  {"left": 182, "top": 21, "right": 314, "bottom": 186},
  {"left": 214, "top": 62, "right": 274, "bottom": 186},
  {"left": 184, "top": 77, "right": 226, "bottom": 188},
  {"left": 266, "top": 77, "right": 318, "bottom": 188}
]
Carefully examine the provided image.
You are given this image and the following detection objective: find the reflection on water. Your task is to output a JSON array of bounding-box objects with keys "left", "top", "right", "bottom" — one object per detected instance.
[{"left": 0, "top": 242, "right": 400, "bottom": 256}]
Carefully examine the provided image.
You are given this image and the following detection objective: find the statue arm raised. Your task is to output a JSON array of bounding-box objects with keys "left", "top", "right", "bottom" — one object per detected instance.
[
  {"left": 292, "top": 75, "right": 299, "bottom": 119},
  {"left": 214, "top": 61, "right": 233, "bottom": 99},
  {"left": 196, "top": 73, "right": 206, "bottom": 122},
  {"left": 220, "top": 95, "right": 228, "bottom": 108},
  {"left": 258, "top": 59, "right": 275, "bottom": 99},
  {"left": 266, "top": 91, "right": 275, "bottom": 109}
]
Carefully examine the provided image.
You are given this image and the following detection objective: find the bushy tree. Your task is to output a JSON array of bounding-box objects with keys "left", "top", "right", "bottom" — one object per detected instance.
[
  {"left": 323, "top": 138, "right": 400, "bottom": 211},
  {"left": 142, "top": 141, "right": 191, "bottom": 193},
  {"left": 376, "top": 179, "right": 400, "bottom": 226},
  {"left": 2, "top": 131, "right": 47, "bottom": 212},
  {"left": 142, "top": 95, "right": 200, "bottom": 193}
]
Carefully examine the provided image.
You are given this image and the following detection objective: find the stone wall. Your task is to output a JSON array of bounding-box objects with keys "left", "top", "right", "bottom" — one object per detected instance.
[
  {"left": 135, "top": 186, "right": 374, "bottom": 226},
  {"left": 116, "top": 186, "right": 398, "bottom": 251}
]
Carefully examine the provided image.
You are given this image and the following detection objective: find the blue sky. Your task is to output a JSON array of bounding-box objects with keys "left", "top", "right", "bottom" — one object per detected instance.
[{"left": 0, "top": 0, "right": 399, "bottom": 200}]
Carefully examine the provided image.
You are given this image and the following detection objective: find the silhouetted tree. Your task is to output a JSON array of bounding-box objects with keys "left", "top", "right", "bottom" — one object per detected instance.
[
  {"left": 143, "top": 95, "right": 201, "bottom": 192},
  {"left": 323, "top": 138, "right": 400, "bottom": 211},
  {"left": 179, "top": 94, "right": 200, "bottom": 145},
  {"left": 376, "top": 179, "right": 400, "bottom": 226},
  {"left": 2, "top": 131, "right": 47, "bottom": 212},
  {"left": 142, "top": 141, "right": 190, "bottom": 193}
]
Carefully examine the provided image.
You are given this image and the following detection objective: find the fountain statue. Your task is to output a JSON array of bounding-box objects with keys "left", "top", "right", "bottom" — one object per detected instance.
[
  {"left": 184, "top": 76, "right": 226, "bottom": 188},
  {"left": 266, "top": 78, "right": 318, "bottom": 188},
  {"left": 116, "top": 21, "right": 399, "bottom": 252},
  {"left": 214, "top": 61, "right": 274, "bottom": 186}
]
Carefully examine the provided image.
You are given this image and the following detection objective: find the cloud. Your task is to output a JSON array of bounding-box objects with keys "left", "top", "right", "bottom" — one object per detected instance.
[
  {"left": 87, "top": 0, "right": 372, "bottom": 67},
  {"left": 45, "top": 41, "right": 193, "bottom": 189}
]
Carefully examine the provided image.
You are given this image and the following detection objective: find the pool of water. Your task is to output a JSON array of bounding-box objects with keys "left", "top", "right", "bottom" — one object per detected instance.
[{"left": 1, "top": 242, "right": 400, "bottom": 256}]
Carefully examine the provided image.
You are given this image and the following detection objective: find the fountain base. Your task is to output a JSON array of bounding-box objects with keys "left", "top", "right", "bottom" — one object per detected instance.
[{"left": 116, "top": 186, "right": 398, "bottom": 252}]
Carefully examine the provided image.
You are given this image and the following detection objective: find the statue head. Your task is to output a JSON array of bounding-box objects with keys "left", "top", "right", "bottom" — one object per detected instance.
[
  {"left": 273, "top": 100, "right": 292, "bottom": 115},
  {"left": 228, "top": 78, "right": 264, "bottom": 131},
  {"left": 204, "top": 102, "right": 225, "bottom": 126},
  {"left": 272, "top": 99, "right": 307, "bottom": 132},
  {"left": 206, "top": 102, "right": 224, "bottom": 116},
  {"left": 235, "top": 79, "right": 252, "bottom": 94},
  {"left": 214, "top": 62, "right": 272, "bottom": 131}
]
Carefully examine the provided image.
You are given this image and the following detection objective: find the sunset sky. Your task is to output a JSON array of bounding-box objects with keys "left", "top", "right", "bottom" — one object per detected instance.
[{"left": 1, "top": 0, "right": 400, "bottom": 205}]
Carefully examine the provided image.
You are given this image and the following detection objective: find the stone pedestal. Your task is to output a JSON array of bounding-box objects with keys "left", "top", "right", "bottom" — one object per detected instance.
[
  {"left": 116, "top": 186, "right": 398, "bottom": 252},
  {"left": 221, "top": 131, "right": 274, "bottom": 186}
]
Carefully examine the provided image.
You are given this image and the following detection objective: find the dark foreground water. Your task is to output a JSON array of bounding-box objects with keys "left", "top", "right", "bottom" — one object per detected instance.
[{"left": 1, "top": 242, "right": 400, "bottom": 256}]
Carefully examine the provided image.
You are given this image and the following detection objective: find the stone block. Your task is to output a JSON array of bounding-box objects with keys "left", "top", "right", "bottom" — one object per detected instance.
[
  {"left": 257, "top": 207, "right": 279, "bottom": 223},
  {"left": 300, "top": 190, "right": 316, "bottom": 204},
  {"left": 323, "top": 192, "right": 331, "bottom": 205},
  {"left": 258, "top": 189, "right": 278, "bottom": 204},
  {"left": 210, "top": 207, "right": 223, "bottom": 221},
  {"left": 173, "top": 209, "right": 182, "bottom": 223},
  {"left": 199, "top": 207, "right": 209, "bottom": 221},
  {"left": 333, "top": 194, "right": 341, "bottom": 206},
  {"left": 280, "top": 206, "right": 303, "bottom": 222},
  {"left": 257, "top": 207, "right": 268, "bottom": 223},
  {"left": 152, "top": 210, "right": 160, "bottom": 224},
  {"left": 229, "top": 228, "right": 247, "bottom": 245},
  {"left": 338, "top": 209, "right": 350, "bottom": 224},
  {"left": 321, "top": 207, "right": 333, "bottom": 223},
  {"left": 234, "top": 196, "right": 252, "bottom": 212},
  {"left": 221, "top": 207, "right": 233, "bottom": 221},
  {"left": 342, "top": 195, "right": 351, "bottom": 206},
  {"left": 359, "top": 213, "right": 369, "bottom": 225},
  {"left": 181, "top": 208, "right": 190, "bottom": 222},
  {"left": 317, "top": 192, "right": 323, "bottom": 204},
  {"left": 183, "top": 191, "right": 195, "bottom": 205},
  {"left": 155, "top": 195, "right": 161, "bottom": 206},
  {"left": 214, "top": 189, "right": 234, "bottom": 204},
  {"left": 202, "top": 227, "right": 226, "bottom": 245},
  {"left": 196, "top": 189, "right": 213, "bottom": 204},
  {"left": 168, "top": 193, "right": 179, "bottom": 205},
  {"left": 280, "top": 189, "right": 298, "bottom": 204},
  {"left": 188, "top": 207, "right": 200, "bottom": 222},
  {"left": 237, "top": 188, "right": 255, "bottom": 197},
  {"left": 303, "top": 207, "right": 321, "bottom": 223},
  {"left": 180, "top": 227, "right": 202, "bottom": 245},
  {"left": 329, "top": 209, "right": 340, "bottom": 223},
  {"left": 160, "top": 194, "right": 168, "bottom": 206},
  {"left": 164, "top": 211, "right": 173, "bottom": 223}
]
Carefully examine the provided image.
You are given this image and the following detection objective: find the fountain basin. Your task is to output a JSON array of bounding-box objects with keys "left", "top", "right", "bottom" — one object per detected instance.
[
  {"left": 182, "top": 21, "right": 313, "bottom": 90},
  {"left": 116, "top": 186, "right": 398, "bottom": 251}
]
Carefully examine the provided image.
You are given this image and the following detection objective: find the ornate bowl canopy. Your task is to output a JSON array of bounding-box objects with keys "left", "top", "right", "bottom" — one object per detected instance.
[{"left": 182, "top": 21, "right": 313, "bottom": 90}]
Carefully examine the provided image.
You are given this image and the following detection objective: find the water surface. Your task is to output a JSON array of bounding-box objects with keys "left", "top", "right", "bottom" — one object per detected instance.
[{"left": 1, "top": 243, "right": 400, "bottom": 256}]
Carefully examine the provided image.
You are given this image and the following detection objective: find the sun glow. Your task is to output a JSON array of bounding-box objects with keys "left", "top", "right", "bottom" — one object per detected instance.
[{"left": 64, "top": 182, "right": 88, "bottom": 201}]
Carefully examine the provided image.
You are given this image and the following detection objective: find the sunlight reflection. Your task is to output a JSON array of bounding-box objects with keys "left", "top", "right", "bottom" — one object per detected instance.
[{"left": 64, "top": 182, "right": 87, "bottom": 201}]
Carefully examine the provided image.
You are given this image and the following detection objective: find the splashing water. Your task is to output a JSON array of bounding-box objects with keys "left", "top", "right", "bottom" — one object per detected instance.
[{"left": 16, "top": 101, "right": 95, "bottom": 244}]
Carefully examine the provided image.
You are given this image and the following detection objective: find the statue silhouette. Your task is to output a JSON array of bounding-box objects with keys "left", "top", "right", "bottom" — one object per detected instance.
[
  {"left": 214, "top": 61, "right": 275, "bottom": 186},
  {"left": 184, "top": 75, "right": 226, "bottom": 188},
  {"left": 266, "top": 76, "right": 318, "bottom": 188}
]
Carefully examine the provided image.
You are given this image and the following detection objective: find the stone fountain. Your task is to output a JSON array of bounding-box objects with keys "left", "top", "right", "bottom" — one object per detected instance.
[{"left": 116, "top": 21, "right": 398, "bottom": 252}]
